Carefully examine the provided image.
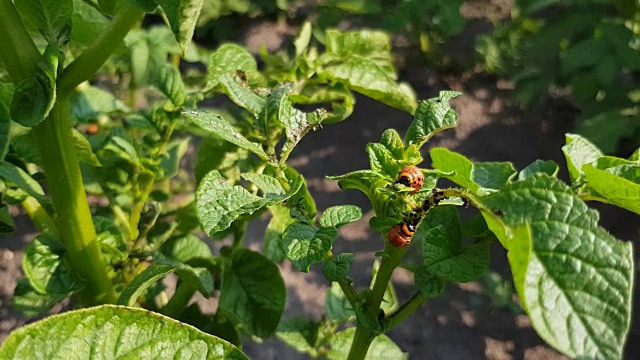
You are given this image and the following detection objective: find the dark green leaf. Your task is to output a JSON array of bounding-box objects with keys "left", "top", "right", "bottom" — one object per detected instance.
[
  {"left": 0, "top": 103, "right": 10, "bottom": 161},
  {"left": 0, "top": 305, "right": 249, "bottom": 359},
  {"left": 323, "top": 253, "right": 354, "bottom": 282},
  {"left": 414, "top": 268, "right": 445, "bottom": 297},
  {"left": 219, "top": 249, "right": 285, "bottom": 338},
  {"left": 283, "top": 223, "right": 338, "bottom": 272},
  {"left": 195, "top": 136, "right": 249, "bottom": 185},
  {"left": 14, "top": 0, "right": 72, "bottom": 45},
  {"left": 404, "top": 91, "right": 461, "bottom": 148},
  {"left": 0, "top": 205, "right": 15, "bottom": 234},
  {"left": 94, "top": 216, "right": 127, "bottom": 265},
  {"left": 184, "top": 109, "right": 269, "bottom": 160},
  {"left": 70, "top": 0, "right": 108, "bottom": 45},
  {"left": 264, "top": 205, "right": 294, "bottom": 263},
  {"left": 477, "top": 175, "right": 633, "bottom": 359}
]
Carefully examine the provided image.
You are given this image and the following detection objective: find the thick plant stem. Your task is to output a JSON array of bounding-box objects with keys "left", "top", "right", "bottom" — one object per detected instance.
[
  {"left": 59, "top": 4, "right": 144, "bottom": 93},
  {"left": 160, "top": 282, "right": 195, "bottom": 318},
  {"left": 33, "top": 96, "right": 116, "bottom": 305},
  {"left": 347, "top": 244, "right": 409, "bottom": 359},
  {"left": 347, "top": 325, "right": 376, "bottom": 360},
  {"left": 21, "top": 197, "right": 58, "bottom": 236}
]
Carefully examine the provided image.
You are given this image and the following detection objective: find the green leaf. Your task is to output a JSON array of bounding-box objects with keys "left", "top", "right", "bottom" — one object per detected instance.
[
  {"left": 0, "top": 305, "right": 249, "bottom": 359},
  {"left": 518, "top": 160, "right": 559, "bottom": 180},
  {"left": 71, "top": 85, "right": 128, "bottom": 121},
  {"left": 430, "top": 148, "right": 476, "bottom": 191},
  {"left": 276, "top": 317, "right": 320, "bottom": 355},
  {"left": 241, "top": 173, "right": 286, "bottom": 195},
  {"left": 22, "top": 234, "right": 85, "bottom": 295},
  {"left": 264, "top": 205, "right": 295, "bottom": 263},
  {"left": 71, "top": 129, "right": 101, "bottom": 166},
  {"left": 319, "top": 205, "right": 362, "bottom": 228},
  {"left": 160, "top": 234, "right": 213, "bottom": 263},
  {"left": 184, "top": 109, "right": 269, "bottom": 160},
  {"left": 0, "top": 161, "right": 52, "bottom": 213},
  {"left": 413, "top": 268, "right": 445, "bottom": 297},
  {"left": 327, "top": 170, "right": 400, "bottom": 218},
  {"left": 196, "top": 170, "right": 301, "bottom": 235},
  {"left": 0, "top": 103, "right": 10, "bottom": 161},
  {"left": 323, "top": 253, "right": 354, "bottom": 282},
  {"left": 219, "top": 249, "right": 285, "bottom": 338},
  {"left": 575, "top": 111, "right": 633, "bottom": 155},
  {"left": 218, "top": 73, "right": 268, "bottom": 117},
  {"left": 283, "top": 222, "right": 338, "bottom": 272},
  {"left": 283, "top": 166, "right": 317, "bottom": 222},
  {"left": 194, "top": 135, "right": 248, "bottom": 184},
  {"left": 430, "top": 148, "right": 514, "bottom": 193},
  {"left": 155, "top": 0, "right": 204, "bottom": 56},
  {"left": 93, "top": 216, "right": 127, "bottom": 265},
  {"left": 207, "top": 44, "right": 257, "bottom": 90},
  {"left": 294, "top": 21, "right": 313, "bottom": 56},
  {"left": 477, "top": 175, "right": 633, "bottom": 359},
  {"left": 159, "top": 137, "right": 190, "bottom": 179},
  {"left": 471, "top": 162, "right": 516, "bottom": 191},
  {"left": 319, "top": 58, "right": 417, "bottom": 113},
  {"left": 583, "top": 164, "right": 640, "bottom": 215},
  {"left": 151, "top": 64, "right": 187, "bottom": 107},
  {"left": 404, "top": 91, "right": 461, "bottom": 148},
  {"left": 70, "top": 0, "right": 108, "bottom": 45},
  {"left": 12, "top": 279, "right": 67, "bottom": 317},
  {"left": 418, "top": 206, "right": 490, "bottom": 283},
  {"left": 324, "top": 282, "right": 355, "bottom": 322},
  {"left": 328, "top": 328, "right": 406, "bottom": 359},
  {"left": 0, "top": 205, "right": 15, "bottom": 234},
  {"left": 562, "top": 133, "right": 603, "bottom": 181},
  {"left": 14, "top": 0, "right": 73, "bottom": 45},
  {"left": 118, "top": 261, "right": 213, "bottom": 306}
]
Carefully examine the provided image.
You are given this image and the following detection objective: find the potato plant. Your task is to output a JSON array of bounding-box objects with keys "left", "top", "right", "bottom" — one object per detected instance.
[{"left": 0, "top": 1, "right": 636, "bottom": 359}]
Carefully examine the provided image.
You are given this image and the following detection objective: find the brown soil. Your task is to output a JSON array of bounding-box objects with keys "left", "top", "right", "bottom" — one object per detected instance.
[{"left": 2, "top": 1, "right": 639, "bottom": 359}]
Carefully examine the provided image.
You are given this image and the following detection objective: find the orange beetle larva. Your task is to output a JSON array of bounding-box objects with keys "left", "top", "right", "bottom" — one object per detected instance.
[
  {"left": 387, "top": 222, "right": 416, "bottom": 248},
  {"left": 396, "top": 166, "right": 424, "bottom": 194}
]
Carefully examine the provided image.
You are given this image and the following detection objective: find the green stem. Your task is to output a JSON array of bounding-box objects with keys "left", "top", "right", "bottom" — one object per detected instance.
[
  {"left": 346, "top": 325, "right": 376, "bottom": 360},
  {"left": 33, "top": 95, "right": 116, "bottom": 305},
  {"left": 0, "top": 0, "right": 41, "bottom": 83},
  {"left": 21, "top": 197, "right": 58, "bottom": 236},
  {"left": 337, "top": 278, "right": 358, "bottom": 307},
  {"left": 387, "top": 292, "right": 427, "bottom": 329},
  {"left": 59, "top": 4, "right": 144, "bottom": 93},
  {"left": 160, "top": 281, "right": 195, "bottom": 318},
  {"left": 365, "top": 244, "right": 408, "bottom": 314},
  {"left": 232, "top": 220, "right": 248, "bottom": 248}
]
